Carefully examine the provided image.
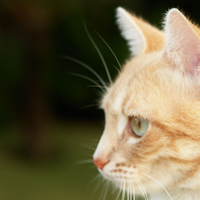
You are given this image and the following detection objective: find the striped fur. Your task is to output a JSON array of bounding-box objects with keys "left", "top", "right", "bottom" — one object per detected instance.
[{"left": 93, "top": 8, "right": 200, "bottom": 199}]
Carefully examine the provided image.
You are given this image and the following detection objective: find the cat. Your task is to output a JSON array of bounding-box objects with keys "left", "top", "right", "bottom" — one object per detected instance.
[{"left": 93, "top": 7, "right": 200, "bottom": 200}]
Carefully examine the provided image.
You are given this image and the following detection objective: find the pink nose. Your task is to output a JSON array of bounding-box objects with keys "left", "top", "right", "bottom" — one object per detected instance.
[{"left": 93, "top": 158, "right": 109, "bottom": 170}]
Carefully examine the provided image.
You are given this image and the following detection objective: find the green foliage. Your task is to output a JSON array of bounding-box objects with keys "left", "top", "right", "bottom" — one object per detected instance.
[{"left": 0, "top": 122, "right": 144, "bottom": 200}]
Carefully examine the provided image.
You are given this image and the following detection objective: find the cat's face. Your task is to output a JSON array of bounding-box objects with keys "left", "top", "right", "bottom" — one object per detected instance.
[{"left": 93, "top": 8, "right": 200, "bottom": 196}]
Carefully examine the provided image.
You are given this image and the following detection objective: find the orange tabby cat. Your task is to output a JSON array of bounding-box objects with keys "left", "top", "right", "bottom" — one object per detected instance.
[{"left": 93, "top": 7, "right": 200, "bottom": 200}]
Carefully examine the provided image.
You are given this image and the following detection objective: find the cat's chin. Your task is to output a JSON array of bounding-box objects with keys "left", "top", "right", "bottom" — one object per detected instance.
[
  {"left": 99, "top": 170, "right": 132, "bottom": 185},
  {"left": 99, "top": 169, "right": 143, "bottom": 194},
  {"left": 99, "top": 168, "right": 167, "bottom": 196}
]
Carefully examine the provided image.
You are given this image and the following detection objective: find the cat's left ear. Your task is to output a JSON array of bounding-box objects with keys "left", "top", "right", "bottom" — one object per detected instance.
[
  {"left": 164, "top": 8, "right": 200, "bottom": 74},
  {"left": 116, "top": 7, "right": 165, "bottom": 56}
]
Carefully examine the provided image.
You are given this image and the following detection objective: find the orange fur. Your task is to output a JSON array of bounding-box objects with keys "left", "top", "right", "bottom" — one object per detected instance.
[{"left": 93, "top": 7, "right": 200, "bottom": 199}]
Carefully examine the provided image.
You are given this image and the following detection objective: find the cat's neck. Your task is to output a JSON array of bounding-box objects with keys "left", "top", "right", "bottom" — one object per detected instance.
[{"left": 150, "top": 189, "right": 200, "bottom": 200}]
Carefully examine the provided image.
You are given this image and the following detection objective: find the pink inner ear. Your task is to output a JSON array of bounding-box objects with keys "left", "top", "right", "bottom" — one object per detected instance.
[
  {"left": 164, "top": 9, "right": 200, "bottom": 74},
  {"left": 180, "top": 30, "right": 200, "bottom": 73},
  {"left": 186, "top": 43, "right": 200, "bottom": 73},
  {"left": 190, "top": 53, "right": 200, "bottom": 71}
]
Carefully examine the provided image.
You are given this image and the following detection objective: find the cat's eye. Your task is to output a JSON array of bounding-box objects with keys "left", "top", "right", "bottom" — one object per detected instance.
[{"left": 131, "top": 116, "right": 148, "bottom": 137}]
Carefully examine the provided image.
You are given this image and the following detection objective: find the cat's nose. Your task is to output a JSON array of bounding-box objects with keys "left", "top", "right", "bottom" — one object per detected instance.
[{"left": 93, "top": 158, "right": 110, "bottom": 170}]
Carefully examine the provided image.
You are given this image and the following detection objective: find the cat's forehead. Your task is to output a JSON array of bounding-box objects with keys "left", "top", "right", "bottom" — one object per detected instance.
[
  {"left": 102, "top": 53, "right": 162, "bottom": 116},
  {"left": 101, "top": 52, "right": 195, "bottom": 119}
]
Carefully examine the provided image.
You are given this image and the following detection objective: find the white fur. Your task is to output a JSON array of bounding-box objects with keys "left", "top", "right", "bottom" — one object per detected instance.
[
  {"left": 112, "top": 86, "right": 127, "bottom": 113},
  {"left": 116, "top": 7, "right": 146, "bottom": 56},
  {"left": 117, "top": 113, "right": 127, "bottom": 136},
  {"left": 93, "top": 132, "right": 109, "bottom": 160},
  {"left": 127, "top": 136, "right": 140, "bottom": 144},
  {"left": 150, "top": 189, "right": 200, "bottom": 200}
]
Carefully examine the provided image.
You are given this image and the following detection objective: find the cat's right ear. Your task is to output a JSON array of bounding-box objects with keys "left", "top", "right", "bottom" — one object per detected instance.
[
  {"left": 163, "top": 8, "right": 200, "bottom": 74},
  {"left": 116, "top": 7, "right": 165, "bottom": 56}
]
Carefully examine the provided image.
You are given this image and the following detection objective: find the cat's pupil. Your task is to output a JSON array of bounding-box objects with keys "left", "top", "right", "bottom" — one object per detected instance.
[{"left": 137, "top": 119, "right": 141, "bottom": 129}]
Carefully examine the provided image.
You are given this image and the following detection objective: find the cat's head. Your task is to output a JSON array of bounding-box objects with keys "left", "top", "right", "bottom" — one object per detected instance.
[{"left": 93, "top": 7, "right": 200, "bottom": 196}]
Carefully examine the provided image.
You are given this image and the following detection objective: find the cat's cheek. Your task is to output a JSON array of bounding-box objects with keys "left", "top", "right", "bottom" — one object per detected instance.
[{"left": 127, "top": 136, "right": 142, "bottom": 144}]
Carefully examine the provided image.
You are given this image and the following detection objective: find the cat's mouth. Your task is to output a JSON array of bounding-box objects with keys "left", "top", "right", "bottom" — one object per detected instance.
[
  {"left": 99, "top": 167, "right": 150, "bottom": 197},
  {"left": 100, "top": 167, "right": 139, "bottom": 185}
]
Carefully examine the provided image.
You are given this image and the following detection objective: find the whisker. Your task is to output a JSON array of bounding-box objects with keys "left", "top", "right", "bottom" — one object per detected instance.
[
  {"left": 65, "top": 56, "right": 107, "bottom": 90},
  {"left": 131, "top": 182, "right": 135, "bottom": 200},
  {"left": 113, "top": 64, "right": 121, "bottom": 74},
  {"left": 80, "top": 103, "right": 99, "bottom": 110},
  {"left": 99, "top": 179, "right": 109, "bottom": 200},
  {"left": 83, "top": 23, "right": 112, "bottom": 85},
  {"left": 116, "top": 176, "right": 123, "bottom": 200},
  {"left": 80, "top": 143, "right": 96, "bottom": 151},
  {"left": 129, "top": 182, "right": 132, "bottom": 200},
  {"left": 127, "top": 181, "right": 130, "bottom": 200},
  {"left": 96, "top": 32, "right": 122, "bottom": 71},
  {"left": 140, "top": 172, "right": 173, "bottom": 200},
  {"left": 134, "top": 176, "right": 148, "bottom": 200},
  {"left": 87, "top": 85, "right": 106, "bottom": 89},
  {"left": 130, "top": 181, "right": 133, "bottom": 200},
  {"left": 137, "top": 180, "right": 148, "bottom": 200},
  {"left": 135, "top": 179, "right": 146, "bottom": 200},
  {"left": 68, "top": 72, "right": 106, "bottom": 93},
  {"left": 122, "top": 180, "right": 126, "bottom": 200},
  {"left": 91, "top": 174, "right": 102, "bottom": 195},
  {"left": 75, "top": 159, "right": 93, "bottom": 165},
  {"left": 131, "top": 181, "right": 135, "bottom": 200},
  {"left": 102, "top": 181, "right": 110, "bottom": 200},
  {"left": 126, "top": 182, "right": 128, "bottom": 200},
  {"left": 90, "top": 173, "right": 102, "bottom": 185},
  {"left": 116, "top": 183, "right": 122, "bottom": 200},
  {"left": 132, "top": 182, "right": 135, "bottom": 200}
]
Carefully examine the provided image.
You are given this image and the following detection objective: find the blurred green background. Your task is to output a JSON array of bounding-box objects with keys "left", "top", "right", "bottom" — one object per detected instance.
[{"left": 0, "top": 0, "right": 200, "bottom": 200}]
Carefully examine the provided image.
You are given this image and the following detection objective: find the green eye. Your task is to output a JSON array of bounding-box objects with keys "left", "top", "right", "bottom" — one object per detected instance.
[{"left": 131, "top": 116, "right": 148, "bottom": 137}]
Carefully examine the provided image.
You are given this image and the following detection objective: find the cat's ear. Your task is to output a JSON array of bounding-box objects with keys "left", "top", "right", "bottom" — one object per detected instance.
[
  {"left": 164, "top": 8, "right": 200, "bottom": 74},
  {"left": 116, "top": 7, "right": 165, "bottom": 56}
]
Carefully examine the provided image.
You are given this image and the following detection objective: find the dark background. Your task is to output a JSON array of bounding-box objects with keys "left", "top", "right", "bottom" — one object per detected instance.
[{"left": 0, "top": 0, "right": 199, "bottom": 200}]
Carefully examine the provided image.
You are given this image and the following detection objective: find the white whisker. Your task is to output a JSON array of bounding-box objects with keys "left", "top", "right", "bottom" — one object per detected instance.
[
  {"left": 102, "top": 181, "right": 110, "bottom": 200},
  {"left": 65, "top": 55, "right": 107, "bottom": 90},
  {"left": 113, "top": 64, "right": 121, "bottom": 73},
  {"left": 92, "top": 174, "right": 102, "bottom": 195},
  {"left": 83, "top": 23, "right": 112, "bottom": 85},
  {"left": 99, "top": 179, "right": 110, "bottom": 200},
  {"left": 90, "top": 173, "right": 102, "bottom": 185},
  {"left": 131, "top": 181, "right": 134, "bottom": 200},
  {"left": 116, "top": 182, "right": 122, "bottom": 200},
  {"left": 80, "top": 103, "right": 99, "bottom": 110},
  {"left": 87, "top": 85, "right": 106, "bottom": 89},
  {"left": 80, "top": 143, "right": 96, "bottom": 151},
  {"left": 122, "top": 180, "right": 126, "bottom": 200},
  {"left": 134, "top": 176, "right": 148, "bottom": 200},
  {"left": 129, "top": 181, "right": 132, "bottom": 200},
  {"left": 135, "top": 177, "right": 149, "bottom": 200},
  {"left": 130, "top": 182, "right": 132, "bottom": 200},
  {"left": 96, "top": 32, "right": 122, "bottom": 71},
  {"left": 127, "top": 181, "right": 130, "bottom": 200},
  {"left": 75, "top": 159, "right": 93, "bottom": 165},
  {"left": 140, "top": 172, "right": 173, "bottom": 200},
  {"left": 68, "top": 72, "right": 106, "bottom": 92},
  {"left": 135, "top": 178, "right": 146, "bottom": 200},
  {"left": 132, "top": 182, "right": 135, "bottom": 200}
]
